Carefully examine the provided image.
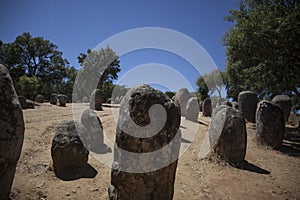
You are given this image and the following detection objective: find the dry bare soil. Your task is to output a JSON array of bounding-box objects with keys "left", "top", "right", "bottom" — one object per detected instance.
[{"left": 10, "top": 103, "right": 300, "bottom": 200}]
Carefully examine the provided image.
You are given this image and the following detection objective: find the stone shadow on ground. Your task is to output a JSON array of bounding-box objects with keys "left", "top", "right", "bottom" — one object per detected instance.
[
  {"left": 102, "top": 104, "right": 119, "bottom": 108},
  {"left": 55, "top": 163, "right": 98, "bottom": 181},
  {"left": 232, "top": 161, "right": 270, "bottom": 174},
  {"left": 280, "top": 127, "right": 300, "bottom": 157}
]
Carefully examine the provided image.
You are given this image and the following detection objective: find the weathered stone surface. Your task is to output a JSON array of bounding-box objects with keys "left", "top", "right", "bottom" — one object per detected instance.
[
  {"left": 238, "top": 91, "right": 258, "bottom": 122},
  {"left": 232, "top": 101, "right": 239, "bottom": 109},
  {"left": 185, "top": 97, "right": 199, "bottom": 122},
  {"left": 208, "top": 107, "right": 246, "bottom": 163},
  {"left": 211, "top": 105, "right": 229, "bottom": 118},
  {"left": 256, "top": 101, "right": 285, "bottom": 149},
  {"left": 271, "top": 95, "right": 292, "bottom": 122},
  {"left": 90, "top": 89, "right": 104, "bottom": 111},
  {"left": 18, "top": 96, "right": 27, "bottom": 109},
  {"left": 82, "top": 96, "right": 89, "bottom": 103},
  {"left": 202, "top": 98, "right": 212, "bottom": 117},
  {"left": 199, "top": 101, "right": 203, "bottom": 112},
  {"left": 0, "top": 65, "right": 25, "bottom": 199},
  {"left": 80, "top": 109, "right": 110, "bottom": 153},
  {"left": 50, "top": 93, "right": 57, "bottom": 105},
  {"left": 35, "top": 94, "right": 44, "bottom": 103},
  {"left": 51, "top": 120, "right": 89, "bottom": 180},
  {"left": 109, "top": 84, "right": 181, "bottom": 200},
  {"left": 174, "top": 88, "right": 191, "bottom": 116},
  {"left": 58, "top": 94, "right": 67, "bottom": 106},
  {"left": 26, "top": 100, "right": 35, "bottom": 109}
]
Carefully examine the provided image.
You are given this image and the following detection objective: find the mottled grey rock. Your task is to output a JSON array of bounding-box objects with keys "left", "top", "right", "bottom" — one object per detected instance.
[
  {"left": 238, "top": 91, "right": 258, "bottom": 122},
  {"left": 58, "top": 94, "right": 67, "bottom": 106},
  {"left": 0, "top": 65, "right": 25, "bottom": 199},
  {"left": 90, "top": 89, "right": 104, "bottom": 111},
  {"left": 271, "top": 95, "right": 292, "bottom": 122},
  {"left": 256, "top": 101, "right": 285, "bottom": 149},
  {"left": 174, "top": 88, "right": 191, "bottom": 116},
  {"left": 185, "top": 97, "right": 199, "bottom": 122},
  {"left": 26, "top": 100, "right": 35, "bottom": 109},
  {"left": 50, "top": 93, "right": 57, "bottom": 105},
  {"left": 18, "top": 96, "right": 27, "bottom": 109},
  {"left": 212, "top": 105, "right": 229, "bottom": 118},
  {"left": 82, "top": 96, "right": 89, "bottom": 103},
  {"left": 109, "top": 84, "right": 181, "bottom": 200},
  {"left": 202, "top": 98, "right": 212, "bottom": 117},
  {"left": 80, "top": 109, "right": 110, "bottom": 153},
  {"left": 232, "top": 101, "right": 239, "bottom": 109},
  {"left": 208, "top": 107, "right": 246, "bottom": 163},
  {"left": 35, "top": 94, "right": 44, "bottom": 103},
  {"left": 51, "top": 120, "right": 89, "bottom": 180}
]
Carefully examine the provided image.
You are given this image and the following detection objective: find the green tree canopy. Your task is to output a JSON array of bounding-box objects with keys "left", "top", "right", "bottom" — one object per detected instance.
[
  {"left": 77, "top": 47, "right": 120, "bottom": 93},
  {"left": 0, "top": 32, "right": 75, "bottom": 99},
  {"left": 223, "top": 0, "right": 300, "bottom": 101}
]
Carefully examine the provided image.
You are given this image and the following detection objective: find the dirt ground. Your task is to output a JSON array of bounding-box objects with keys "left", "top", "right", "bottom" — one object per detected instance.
[{"left": 10, "top": 103, "right": 300, "bottom": 200}]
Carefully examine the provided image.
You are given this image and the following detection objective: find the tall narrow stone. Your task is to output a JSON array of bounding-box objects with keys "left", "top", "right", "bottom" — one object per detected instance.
[
  {"left": 90, "top": 89, "right": 104, "bottom": 111},
  {"left": 0, "top": 65, "right": 25, "bottom": 199},
  {"left": 109, "top": 84, "right": 181, "bottom": 200},
  {"left": 238, "top": 91, "right": 258, "bottom": 122},
  {"left": 174, "top": 88, "right": 191, "bottom": 116},
  {"left": 202, "top": 98, "right": 212, "bottom": 117},
  {"left": 50, "top": 93, "right": 57, "bottom": 105},
  {"left": 256, "top": 101, "right": 285, "bottom": 149},
  {"left": 185, "top": 97, "right": 199, "bottom": 122}
]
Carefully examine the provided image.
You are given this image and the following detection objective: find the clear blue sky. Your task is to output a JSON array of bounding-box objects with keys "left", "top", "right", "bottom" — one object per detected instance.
[{"left": 0, "top": 0, "right": 239, "bottom": 92}]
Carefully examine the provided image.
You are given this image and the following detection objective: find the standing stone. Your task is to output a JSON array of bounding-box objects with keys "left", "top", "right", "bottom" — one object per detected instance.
[
  {"left": 18, "top": 96, "right": 27, "bottom": 109},
  {"left": 0, "top": 65, "right": 25, "bottom": 199},
  {"left": 26, "top": 100, "right": 35, "bottom": 109},
  {"left": 57, "top": 94, "right": 67, "bottom": 106},
  {"left": 238, "top": 91, "right": 258, "bottom": 122},
  {"left": 271, "top": 95, "right": 292, "bottom": 122},
  {"left": 109, "top": 84, "right": 181, "bottom": 200},
  {"left": 199, "top": 101, "right": 203, "bottom": 112},
  {"left": 51, "top": 120, "right": 89, "bottom": 180},
  {"left": 185, "top": 97, "right": 199, "bottom": 122},
  {"left": 208, "top": 107, "right": 246, "bottom": 163},
  {"left": 256, "top": 101, "right": 285, "bottom": 149},
  {"left": 50, "top": 93, "right": 57, "bottom": 105},
  {"left": 80, "top": 109, "right": 106, "bottom": 152},
  {"left": 211, "top": 105, "right": 229, "bottom": 118},
  {"left": 232, "top": 101, "right": 239, "bottom": 109},
  {"left": 202, "top": 98, "right": 212, "bottom": 117},
  {"left": 174, "top": 88, "right": 191, "bottom": 116},
  {"left": 82, "top": 96, "right": 89, "bottom": 103},
  {"left": 90, "top": 89, "right": 104, "bottom": 111},
  {"left": 35, "top": 94, "right": 44, "bottom": 103}
]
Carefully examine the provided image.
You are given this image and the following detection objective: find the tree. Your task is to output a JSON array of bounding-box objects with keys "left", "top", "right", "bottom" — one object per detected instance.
[
  {"left": 18, "top": 75, "right": 40, "bottom": 99},
  {"left": 0, "top": 32, "right": 75, "bottom": 99},
  {"left": 223, "top": 0, "right": 300, "bottom": 101},
  {"left": 77, "top": 47, "right": 120, "bottom": 92},
  {"left": 196, "top": 69, "right": 225, "bottom": 101}
]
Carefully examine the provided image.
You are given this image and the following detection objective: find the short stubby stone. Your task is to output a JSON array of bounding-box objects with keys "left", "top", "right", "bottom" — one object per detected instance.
[
  {"left": 109, "top": 84, "right": 181, "bottom": 200},
  {"left": 271, "top": 95, "right": 292, "bottom": 122},
  {"left": 174, "top": 88, "right": 191, "bottom": 116},
  {"left": 0, "top": 65, "right": 25, "bottom": 199},
  {"left": 238, "top": 91, "right": 258, "bottom": 122},
  {"left": 90, "top": 89, "right": 104, "bottom": 111},
  {"left": 185, "top": 97, "right": 199, "bottom": 122},
  {"left": 26, "top": 100, "right": 35, "bottom": 109},
  {"left": 18, "top": 95, "right": 27, "bottom": 109},
  {"left": 35, "top": 94, "right": 44, "bottom": 103},
  {"left": 202, "top": 98, "right": 212, "bottom": 117},
  {"left": 50, "top": 93, "right": 57, "bottom": 105},
  {"left": 256, "top": 100, "right": 285, "bottom": 149},
  {"left": 208, "top": 107, "right": 247, "bottom": 163},
  {"left": 80, "top": 109, "right": 108, "bottom": 152},
  {"left": 51, "top": 120, "right": 89, "bottom": 180},
  {"left": 57, "top": 94, "right": 67, "bottom": 106}
]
